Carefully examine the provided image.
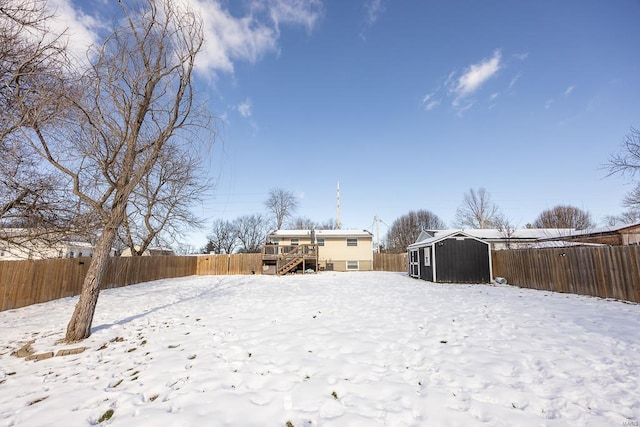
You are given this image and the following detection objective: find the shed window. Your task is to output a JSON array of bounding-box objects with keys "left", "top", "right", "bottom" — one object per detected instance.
[
  {"left": 317, "top": 238, "right": 325, "bottom": 246},
  {"left": 290, "top": 238, "right": 299, "bottom": 245},
  {"left": 424, "top": 251, "right": 431, "bottom": 267},
  {"left": 346, "top": 238, "right": 358, "bottom": 247},
  {"left": 346, "top": 260, "right": 359, "bottom": 270}
]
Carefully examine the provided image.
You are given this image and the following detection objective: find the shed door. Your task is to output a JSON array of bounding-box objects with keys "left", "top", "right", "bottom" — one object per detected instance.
[
  {"left": 419, "top": 247, "right": 433, "bottom": 281},
  {"left": 435, "top": 238, "right": 490, "bottom": 283},
  {"left": 409, "top": 249, "right": 420, "bottom": 277}
]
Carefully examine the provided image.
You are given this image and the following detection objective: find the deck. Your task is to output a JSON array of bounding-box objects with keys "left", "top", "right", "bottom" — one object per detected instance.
[{"left": 262, "top": 244, "right": 318, "bottom": 275}]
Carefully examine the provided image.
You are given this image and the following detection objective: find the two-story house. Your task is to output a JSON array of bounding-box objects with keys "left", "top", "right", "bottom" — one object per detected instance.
[{"left": 262, "top": 229, "right": 373, "bottom": 274}]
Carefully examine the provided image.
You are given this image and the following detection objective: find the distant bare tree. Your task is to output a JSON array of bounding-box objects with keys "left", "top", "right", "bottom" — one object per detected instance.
[
  {"left": 605, "top": 210, "right": 640, "bottom": 226},
  {"left": 119, "top": 145, "right": 209, "bottom": 255},
  {"left": 206, "top": 219, "right": 237, "bottom": 254},
  {"left": 494, "top": 214, "right": 516, "bottom": 248},
  {"left": 287, "top": 216, "right": 316, "bottom": 229},
  {"left": 316, "top": 218, "right": 337, "bottom": 230},
  {"left": 532, "top": 205, "right": 594, "bottom": 229},
  {"left": 384, "top": 209, "right": 446, "bottom": 253},
  {"left": 265, "top": 188, "right": 298, "bottom": 230},
  {"left": 454, "top": 188, "right": 501, "bottom": 229},
  {"left": 234, "top": 214, "right": 269, "bottom": 253}
]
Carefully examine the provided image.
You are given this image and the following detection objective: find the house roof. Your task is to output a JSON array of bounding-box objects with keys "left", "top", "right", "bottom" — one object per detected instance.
[
  {"left": 537, "top": 222, "right": 640, "bottom": 239},
  {"left": 267, "top": 229, "right": 373, "bottom": 238},
  {"left": 527, "top": 240, "right": 606, "bottom": 249}
]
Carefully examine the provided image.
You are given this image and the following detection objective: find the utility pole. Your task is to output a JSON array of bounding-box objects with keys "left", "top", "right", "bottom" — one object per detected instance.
[
  {"left": 336, "top": 181, "right": 341, "bottom": 230},
  {"left": 375, "top": 214, "right": 381, "bottom": 253}
]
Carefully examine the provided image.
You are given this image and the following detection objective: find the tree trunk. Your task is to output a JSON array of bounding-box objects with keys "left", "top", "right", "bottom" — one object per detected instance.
[{"left": 64, "top": 226, "right": 117, "bottom": 342}]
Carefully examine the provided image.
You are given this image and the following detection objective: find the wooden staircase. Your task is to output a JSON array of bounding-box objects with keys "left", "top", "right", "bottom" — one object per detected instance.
[{"left": 277, "top": 245, "right": 305, "bottom": 275}]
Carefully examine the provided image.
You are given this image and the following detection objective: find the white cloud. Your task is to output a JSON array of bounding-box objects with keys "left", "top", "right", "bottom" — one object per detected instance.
[
  {"left": 259, "top": 0, "right": 324, "bottom": 32},
  {"left": 422, "top": 92, "right": 440, "bottom": 111},
  {"left": 564, "top": 85, "right": 575, "bottom": 96},
  {"left": 46, "top": 0, "right": 102, "bottom": 63},
  {"left": 364, "top": 0, "right": 385, "bottom": 27},
  {"left": 513, "top": 52, "right": 529, "bottom": 61},
  {"left": 359, "top": 0, "right": 386, "bottom": 40},
  {"left": 489, "top": 92, "right": 499, "bottom": 101},
  {"left": 508, "top": 73, "right": 521, "bottom": 91},
  {"left": 237, "top": 99, "right": 253, "bottom": 117},
  {"left": 191, "top": 0, "right": 324, "bottom": 74},
  {"left": 454, "top": 50, "right": 502, "bottom": 98},
  {"left": 55, "top": 0, "right": 323, "bottom": 76},
  {"left": 545, "top": 99, "right": 554, "bottom": 109}
]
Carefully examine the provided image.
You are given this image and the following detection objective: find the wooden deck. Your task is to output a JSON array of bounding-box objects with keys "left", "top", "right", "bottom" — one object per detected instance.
[{"left": 262, "top": 244, "right": 318, "bottom": 275}]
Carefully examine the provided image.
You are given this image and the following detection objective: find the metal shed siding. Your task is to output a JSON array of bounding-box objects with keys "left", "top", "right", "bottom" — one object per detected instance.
[
  {"left": 434, "top": 238, "right": 490, "bottom": 283},
  {"left": 419, "top": 247, "right": 432, "bottom": 281}
]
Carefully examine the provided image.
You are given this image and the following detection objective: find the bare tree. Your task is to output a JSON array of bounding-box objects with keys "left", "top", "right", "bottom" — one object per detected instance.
[
  {"left": 494, "top": 214, "right": 516, "bottom": 248},
  {"left": 622, "top": 183, "right": 640, "bottom": 212},
  {"left": 119, "top": 144, "right": 209, "bottom": 255},
  {"left": 16, "top": 0, "right": 211, "bottom": 341},
  {"left": 287, "top": 216, "right": 317, "bottom": 229},
  {"left": 606, "top": 128, "right": 640, "bottom": 226},
  {"left": 316, "top": 218, "right": 337, "bottom": 230},
  {"left": 608, "top": 127, "right": 640, "bottom": 178},
  {"left": 532, "top": 205, "right": 594, "bottom": 229},
  {"left": 234, "top": 214, "right": 269, "bottom": 253},
  {"left": 264, "top": 188, "right": 298, "bottom": 230},
  {"left": 205, "top": 219, "right": 238, "bottom": 254},
  {"left": 0, "top": 0, "right": 84, "bottom": 247},
  {"left": 384, "top": 209, "right": 446, "bottom": 253},
  {"left": 454, "top": 188, "right": 501, "bottom": 229}
]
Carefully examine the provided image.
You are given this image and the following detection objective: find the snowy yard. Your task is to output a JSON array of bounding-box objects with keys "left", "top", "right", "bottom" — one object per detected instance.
[{"left": 1, "top": 271, "right": 639, "bottom": 426}]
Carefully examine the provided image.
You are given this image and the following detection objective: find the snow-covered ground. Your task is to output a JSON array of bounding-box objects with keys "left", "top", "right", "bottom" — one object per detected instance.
[{"left": 1, "top": 272, "right": 639, "bottom": 426}]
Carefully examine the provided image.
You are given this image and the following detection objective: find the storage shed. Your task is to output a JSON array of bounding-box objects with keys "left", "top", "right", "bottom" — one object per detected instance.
[{"left": 407, "top": 230, "right": 492, "bottom": 283}]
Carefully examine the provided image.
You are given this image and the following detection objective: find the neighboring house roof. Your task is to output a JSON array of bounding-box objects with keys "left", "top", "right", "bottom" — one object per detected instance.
[
  {"left": 423, "top": 228, "right": 576, "bottom": 241},
  {"left": 537, "top": 222, "right": 640, "bottom": 239},
  {"left": 527, "top": 240, "right": 606, "bottom": 249}
]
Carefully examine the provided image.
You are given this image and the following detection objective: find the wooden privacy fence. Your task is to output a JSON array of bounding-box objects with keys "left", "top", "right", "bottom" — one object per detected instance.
[
  {"left": 196, "top": 253, "right": 263, "bottom": 275},
  {"left": 1, "top": 252, "right": 406, "bottom": 311},
  {"left": 492, "top": 246, "right": 640, "bottom": 303},
  {"left": 374, "top": 253, "right": 407, "bottom": 272},
  {"left": 0, "top": 256, "right": 197, "bottom": 311}
]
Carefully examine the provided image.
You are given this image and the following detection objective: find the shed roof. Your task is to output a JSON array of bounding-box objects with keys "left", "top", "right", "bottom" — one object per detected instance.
[{"left": 408, "top": 230, "right": 489, "bottom": 250}]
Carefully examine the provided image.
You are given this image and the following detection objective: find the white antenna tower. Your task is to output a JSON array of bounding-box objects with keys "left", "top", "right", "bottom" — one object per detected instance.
[{"left": 336, "top": 181, "right": 341, "bottom": 230}]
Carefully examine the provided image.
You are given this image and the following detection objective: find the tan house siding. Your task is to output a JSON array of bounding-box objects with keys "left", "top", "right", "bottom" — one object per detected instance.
[{"left": 264, "top": 229, "right": 373, "bottom": 272}]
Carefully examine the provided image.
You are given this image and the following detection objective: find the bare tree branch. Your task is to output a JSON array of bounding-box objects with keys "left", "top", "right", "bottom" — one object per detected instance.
[{"left": 454, "top": 188, "right": 501, "bottom": 229}]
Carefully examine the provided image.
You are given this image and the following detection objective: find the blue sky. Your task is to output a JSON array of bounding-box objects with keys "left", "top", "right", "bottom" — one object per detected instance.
[{"left": 64, "top": 0, "right": 640, "bottom": 248}]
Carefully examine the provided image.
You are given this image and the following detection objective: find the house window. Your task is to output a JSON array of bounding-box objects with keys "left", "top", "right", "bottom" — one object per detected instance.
[
  {"left": 346, "top": 260, "right": 359, "bottom": 270},
  {"left": 317, "top": 238, "right": 325, "bottom": 246},
  {"left": 78, "top": 252, "right": 83, "bottom": 258},
  {"left": 290, "top": 238, "right": 299, "bottom": 246},
  {"left": 346, "top": 238, "right": 357, "bottom": 247}
]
